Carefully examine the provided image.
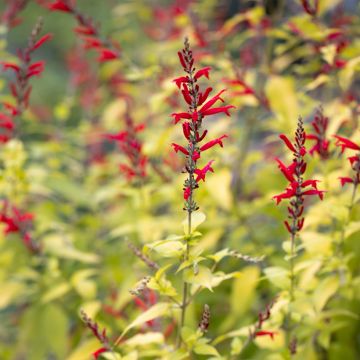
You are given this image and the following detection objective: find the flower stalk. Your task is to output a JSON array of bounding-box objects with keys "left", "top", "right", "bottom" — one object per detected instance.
[
  {"left": 172, "top": 37, "right": 234, "bottom": 346},
  {"left": 274, "top": 117, "right": 325, "bottom": 354}
]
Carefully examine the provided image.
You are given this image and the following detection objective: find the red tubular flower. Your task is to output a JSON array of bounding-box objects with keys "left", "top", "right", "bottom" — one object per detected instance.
[
  {"left": 0, "top": 201, "right": 38, "bottom": 252},
  {"left": 183, "top": 187, "right": 191, "bottom": 200},
  {"left": 172, "top": 38, "right": 233, "bottom": 212},
  {"left": 47, "top": 0, "right": 72, "bottom": 12},
  {"left": 198, "top": 87, "right": 213, "bottom": 106},
  {"left": 173, "top": 76, "right": 189, "bottom": 89},
  {"left": 44, "top": 0, "right": 120, "bottom": 61},
  {"left": 201, "top": 105, "right": 235, "bottom": 117},
  {"left": 255, "top": 330, "right": 277, "bottom": 340},
  {"left": 333, "top": 135, "right": 360, "bottom": 153},
  {"left": 0, "top": 20, "right": 51, "bottom": 141},
  {"left": 333, "top": 134, "right": 360, "bottom": 188},
  {"left": 172, "top": 143, "right": 189, "bottom": 155},
  {"left": 92, "top": 348, "right": 108, "bottom": 360},
  {"left": 279, "top": 134, "right": 296, "bottom": 152},
  {"left": 300, "top": 0, "right": 319, "bottom": 16},
  {"left": 199, "top": 89, "right": 226, "bottom": 113},
  {"left": 306, "top": 107, "right": 330, "bottom": 159},
  {"left": 200, "top": 135, "right": 228, "bottom": 152},
  {"left": 194, "top": 66, "right": 211, "bottom": 80},
  {"left": 194, "top": 161, "right": 214, "bottom": 182},
  {"left": 74, "top": 25, "right": 96, "bottom": 35},
  {"left": 105, "top": 115, "right": 147, "bottom": 182},
  {"left": 1, "top": 0, "right": 29, "bottom": 28},
  {"left": 1, "top": 62, "right": 21, "bottom": 72},
  {"left": 97, "top": 48, "right": 118, "bottom": 62},
  {"left": 273, "top": 117, "right": 325, "bottom": 233},
  {"left": 172, "top": 112, "right": 192, "bottom": 124},
  {"left": 31, "top": 33, "right": 53, "bottom": 51},
  {"left": 339, "top": 177, "right": 354, "bottom": 187},
  {"left": 275, "top": 158, "right": 296, "bottom": 182}
]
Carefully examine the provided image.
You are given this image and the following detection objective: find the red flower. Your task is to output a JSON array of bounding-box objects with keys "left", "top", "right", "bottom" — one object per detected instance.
[
  {"left": 172, "top": 112, "right": 192, "bottom": 124},
  {"left": 201, "top": 105, "right": 235, "bottom": 117},
  {"left": 0, "top": 202, "right": 37, "bottom": 252},
  {"left": 300, "top": 0, "right": 319, "bottom": 16},
  {"left": 333, "top": 135, "right": 360, "bottom": 153},
  {"left": 255, "top": 330, "right": 277, "bottom": 340},
  {"left": 339, "top": 177, "right": 354, "bottom": 187},
  {"left": 92, "top": 347, "right": 107, "bottom": 359},
  {"left": 198, "top": 87, "right": 213, "bottom": 106},
  {"left": 199, "top": 89, "right": 226, "bottom": 113},
  {"left": 275, "top": 158, "right": 296, "bottom": 182},
  {"left": 184, "top": 186, "right": 191, "bottom": 200},
  {"left": 172, "top": 143, "right": 189, "bottom": 155},
  {"left": 200, "top": 135, "right": 227, "bottom": 152},
  {"left": 194, "top": 66, "right": 211, "bottom": 80},
  {"left": 274, "top": 117, "right": 324, "bottom": 234},
  {"left": 279, "top": 134, "right": 296, "bottom": 153},
  {"left": 172, "top": 38, "right": 233, "bottom": 212},
  {"left": 173, "top": 76, "right": 189, "bottom": 89},
  {"left": 1, "top": 62, "right": 21, "bottom": 73},
  {"left": 74, "top": 25, "right": 96, "bottom": 36},
  {"left": 48, "top": 1, "right": 72, "bottom": 13},
  {"left": 31, "top": 33, "right": 53, "bottom": 51},
  {"left": 194, "top": 161, "right": 214, "bottom": 182},
  {"left": 97, "top": 48, "right": 118, "bottom": 62},
  {"left": 306, "top": 107, "right": 330, "bottom": 159}
]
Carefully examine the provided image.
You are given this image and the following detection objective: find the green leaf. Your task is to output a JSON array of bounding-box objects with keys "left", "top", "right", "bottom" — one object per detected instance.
[
  {"left": 184, "top": 265, "right": 213, "bottom": 291},
  {"left": 193, "top": 344, "right": 220, "bottom": 356},
  {"left": 263, "top": 266, "right": 290, "bottom": 289},
  {"left": 124, "top": 332, "right": 164, "bottom": 347},
  {"left": 313, "top": 276, "right": 339, "bottom": 312},
  {"left": 41, "top": 282, "right": 71, "bottom": 303},
  {"left": 0, "top": 281, "right": 24, "bottom": 309},
  {"left": 19, "top": 304, "right": 68, "bottom": 360},
  {"left": 208, "top": 248, "right": 230, "bottom": 263},
  {"left": 144, "top": 236, "right": 185, "bottom": 258},
  {"left": 71, "top": 269, "right": 97, "bottom": 299},
  {"left": 43, "top": 234, "right": 100, "bottom": 264},
  {"left": 67, "top": 339, "right": 101, "bottom": 360},
  {"left": 265, "top": 76, "right": 298, "bottom": 133},
  {"left": 119, "top": 302, "right": 170, "bottom": 340}
]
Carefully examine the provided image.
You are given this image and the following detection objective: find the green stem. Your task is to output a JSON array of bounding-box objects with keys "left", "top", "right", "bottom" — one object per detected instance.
[{"left": 177, "top": 185, "right": 193, "bottom": 348}]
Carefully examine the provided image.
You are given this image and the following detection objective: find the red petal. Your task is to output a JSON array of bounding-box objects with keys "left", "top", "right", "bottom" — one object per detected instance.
[
  {"left": 339, "top": 177, "right": 353, "bottom": 187},
  {"left": 32, "top": 33, "right": 53, "bottom": 51},
  {"left": 92, "top": 347, "right": 108, "bottom": 359},
  {"left": 333, "top": 135, "right": 360, "bottom": 152},
  {"left": 173, "top": 76, "right": 189, "bottom": 89},
  {"left": 178, "top": 51, "right": 187, "bottom": 68},
  {"left": 48, "top": 1, "right": 72, "bottom": 12},
  {"left": 97, "top": 48, "right": 118, "bottom": 62},
  {"left": 279, "top": 134, "right": 296, "bottom": 152},
  {"left": 201, "top": 105, "right": 235, "bottom": 117},
  {"left": 74, "top": 25, "right": 96, "bottom": 36},
  {"left": 255, "top": 330, "right": 277, "bottom": 340},
  {"left": 172, "top": 112, "right": 191, "bottom": 124},
  {"left": 194, "top": 66, "right": 211, "bottom": 80},
  {"left": 1, "top": 62, "right": 21, "bottom": 73},
  {"left": 172, "top": 143, "right": 189, "bottom": 155},
  {"left": 199, "top": 89, "right": 226, "bottom": 113},
  {"left": 200, "top": 135, "right": 227, "bottom": 152}
]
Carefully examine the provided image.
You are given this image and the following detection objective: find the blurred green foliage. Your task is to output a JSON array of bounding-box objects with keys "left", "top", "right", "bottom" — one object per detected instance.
[{"left": 0, "top": 0, "right": 359, "bottom": 359}]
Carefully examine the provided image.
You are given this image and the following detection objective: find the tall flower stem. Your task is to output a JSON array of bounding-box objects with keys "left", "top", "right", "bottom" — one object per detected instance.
[
  {"left": 172, "top": 37, "right": 233, "bottom": 347},
  {"left": 274, "top": 117, "right": 325, "bottom": 355},
  {"left": 177, "top": 38, "right": 198, "bottom": 346}
]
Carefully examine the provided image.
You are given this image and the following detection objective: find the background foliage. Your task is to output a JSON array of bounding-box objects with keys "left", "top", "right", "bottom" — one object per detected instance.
[{"left": 0, "top": 0, "right": 359, "bottom": 359}]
